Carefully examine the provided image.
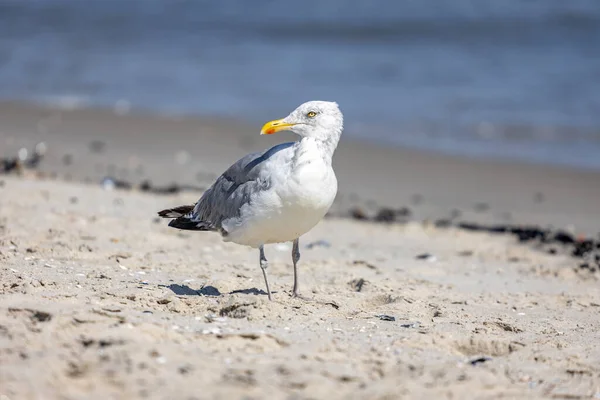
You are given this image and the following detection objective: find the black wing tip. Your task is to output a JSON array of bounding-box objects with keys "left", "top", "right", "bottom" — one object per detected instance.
[
  {"left": 157, "top": 209, "right": 174, "bottom": 218},
  {"left": 157, "top": 205, "right": 195, "bottom": 219},
  {"left": 158, "top": 205, "right": 214, "bottom": 231},
  {"left": 168, "top": 217, "right": 213, "bottom": 231}
]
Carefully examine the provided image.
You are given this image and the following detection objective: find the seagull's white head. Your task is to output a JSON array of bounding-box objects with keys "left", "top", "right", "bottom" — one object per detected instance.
[{"left": 260, "top": 101, "right": 343, "bottom": 142}]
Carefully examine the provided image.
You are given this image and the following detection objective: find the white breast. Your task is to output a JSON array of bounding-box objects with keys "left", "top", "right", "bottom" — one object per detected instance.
[{"left": 223, "top": 139, "right": 337, "bottom": 247}]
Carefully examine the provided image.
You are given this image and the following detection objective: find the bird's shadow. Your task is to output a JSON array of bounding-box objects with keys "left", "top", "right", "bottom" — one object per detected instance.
[
  {"left": 162, "top": 284, "right": 221, "bottom": 296},
  {"left": 162, "top": 284, "right": 270, "bottom": 298}
]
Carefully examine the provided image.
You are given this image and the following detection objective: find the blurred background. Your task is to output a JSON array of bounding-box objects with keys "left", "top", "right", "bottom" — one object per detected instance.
[{"left": 1, "top": 0, "right": 599, "bottom": 169}]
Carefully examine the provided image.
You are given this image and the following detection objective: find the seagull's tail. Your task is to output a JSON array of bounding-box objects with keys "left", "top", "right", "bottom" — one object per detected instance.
[
  {"left": 157, "top": 205, "right": 195, "bottom": 219},
  {"left": 157, "top": 205, "right": 214, "bottom": 231}
]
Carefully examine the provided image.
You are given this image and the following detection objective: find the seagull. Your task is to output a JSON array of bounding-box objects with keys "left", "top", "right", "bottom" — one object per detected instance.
[{"left": 158, "top": 101, "right": 343, "bottom": 300}]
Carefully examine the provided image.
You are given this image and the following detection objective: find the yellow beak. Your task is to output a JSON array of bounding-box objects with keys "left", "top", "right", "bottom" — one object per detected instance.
[{"left": 260, "top": 119, "right": 296, "bottom": 135}]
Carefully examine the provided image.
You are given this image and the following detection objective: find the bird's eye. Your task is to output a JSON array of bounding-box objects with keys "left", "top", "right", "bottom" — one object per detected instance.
[{"left": 306, "top": 111, "right": 317, "bottom": 118}]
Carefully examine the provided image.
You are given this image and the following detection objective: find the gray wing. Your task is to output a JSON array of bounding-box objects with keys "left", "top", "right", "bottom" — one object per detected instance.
[{"left": 173, "top": 142, "right": 295, "bottom": 231}]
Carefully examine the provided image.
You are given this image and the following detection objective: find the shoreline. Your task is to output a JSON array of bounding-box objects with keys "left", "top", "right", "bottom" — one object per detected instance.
[{"left": 5, "top": 98, "right": 600, "bottom": 174}]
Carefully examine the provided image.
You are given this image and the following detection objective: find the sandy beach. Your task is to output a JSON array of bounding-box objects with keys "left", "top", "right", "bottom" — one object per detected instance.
[{"left": 1, "top": 102, "right": 600, "bottom": 399}]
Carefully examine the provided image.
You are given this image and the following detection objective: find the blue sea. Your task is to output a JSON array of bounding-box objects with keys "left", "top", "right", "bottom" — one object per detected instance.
[{"left": 1, "top": 0, "right": 600, "bottom": 169}]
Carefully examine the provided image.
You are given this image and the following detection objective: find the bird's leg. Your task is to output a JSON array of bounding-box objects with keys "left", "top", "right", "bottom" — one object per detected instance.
[
  {"left": 259, "top": 245, "right": 273, "bottom": 301},
  {"left": 292, "top": 238, "right": 301, "bottom": 297}
]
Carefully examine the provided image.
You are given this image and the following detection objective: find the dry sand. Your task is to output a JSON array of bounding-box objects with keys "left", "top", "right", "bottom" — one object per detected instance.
[{"left": 1, "top": 103, "right": 600, "bottom": 399}]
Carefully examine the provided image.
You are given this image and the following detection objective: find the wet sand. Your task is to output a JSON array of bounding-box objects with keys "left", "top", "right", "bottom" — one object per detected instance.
[{"left": 1, "top": 102, "right": 599, "bottom": 399}]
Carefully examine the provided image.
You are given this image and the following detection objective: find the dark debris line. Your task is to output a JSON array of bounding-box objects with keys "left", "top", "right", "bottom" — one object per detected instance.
[
  {"left": 1, "top": 144, "right": 205, "bottom": 195},
  {"left": 454, "top": 222, "right": 600, "bottom": 272},
  {"left": 1, "top": 143, "right": 45, "bottom": 174},
  {"left": 100, "top": 177, "right": 205, "bottom": 195},
  {"left": 341, "top": 204, "right": 599, "bottom": 273}
]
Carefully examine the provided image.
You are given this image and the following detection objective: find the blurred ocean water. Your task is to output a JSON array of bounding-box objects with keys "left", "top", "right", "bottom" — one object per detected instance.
[{"left": 1, "top": 0, "right": 599, "bottom": 169}]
